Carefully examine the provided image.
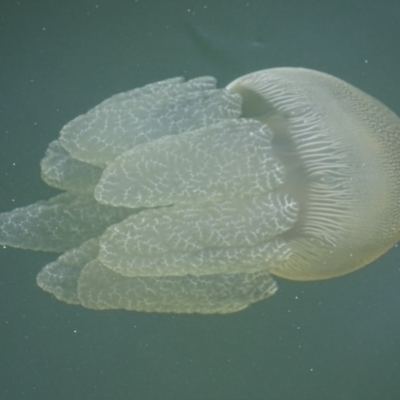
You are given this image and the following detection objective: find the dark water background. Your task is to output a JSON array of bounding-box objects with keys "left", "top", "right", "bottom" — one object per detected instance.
[{"left": 1, "top": 1, "right": 400, "bottom": 399}]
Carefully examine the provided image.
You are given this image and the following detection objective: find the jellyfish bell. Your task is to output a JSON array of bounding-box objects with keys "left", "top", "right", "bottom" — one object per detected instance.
[
  {"left": 227, "top": 68, "right": 400, "bottom": 281},
  {"left": 1, "top": 67, "right": 400, "bottom": 314}
]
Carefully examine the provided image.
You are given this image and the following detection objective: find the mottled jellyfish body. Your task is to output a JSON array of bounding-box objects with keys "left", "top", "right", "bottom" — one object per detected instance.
[{"left": 1, "top": 68, "right": 400, "bottom": 313}]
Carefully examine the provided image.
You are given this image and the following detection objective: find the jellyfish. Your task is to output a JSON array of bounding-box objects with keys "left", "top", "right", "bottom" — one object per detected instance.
[{"left": 1, "top": 68, "right": 400, "bottom": 313}]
